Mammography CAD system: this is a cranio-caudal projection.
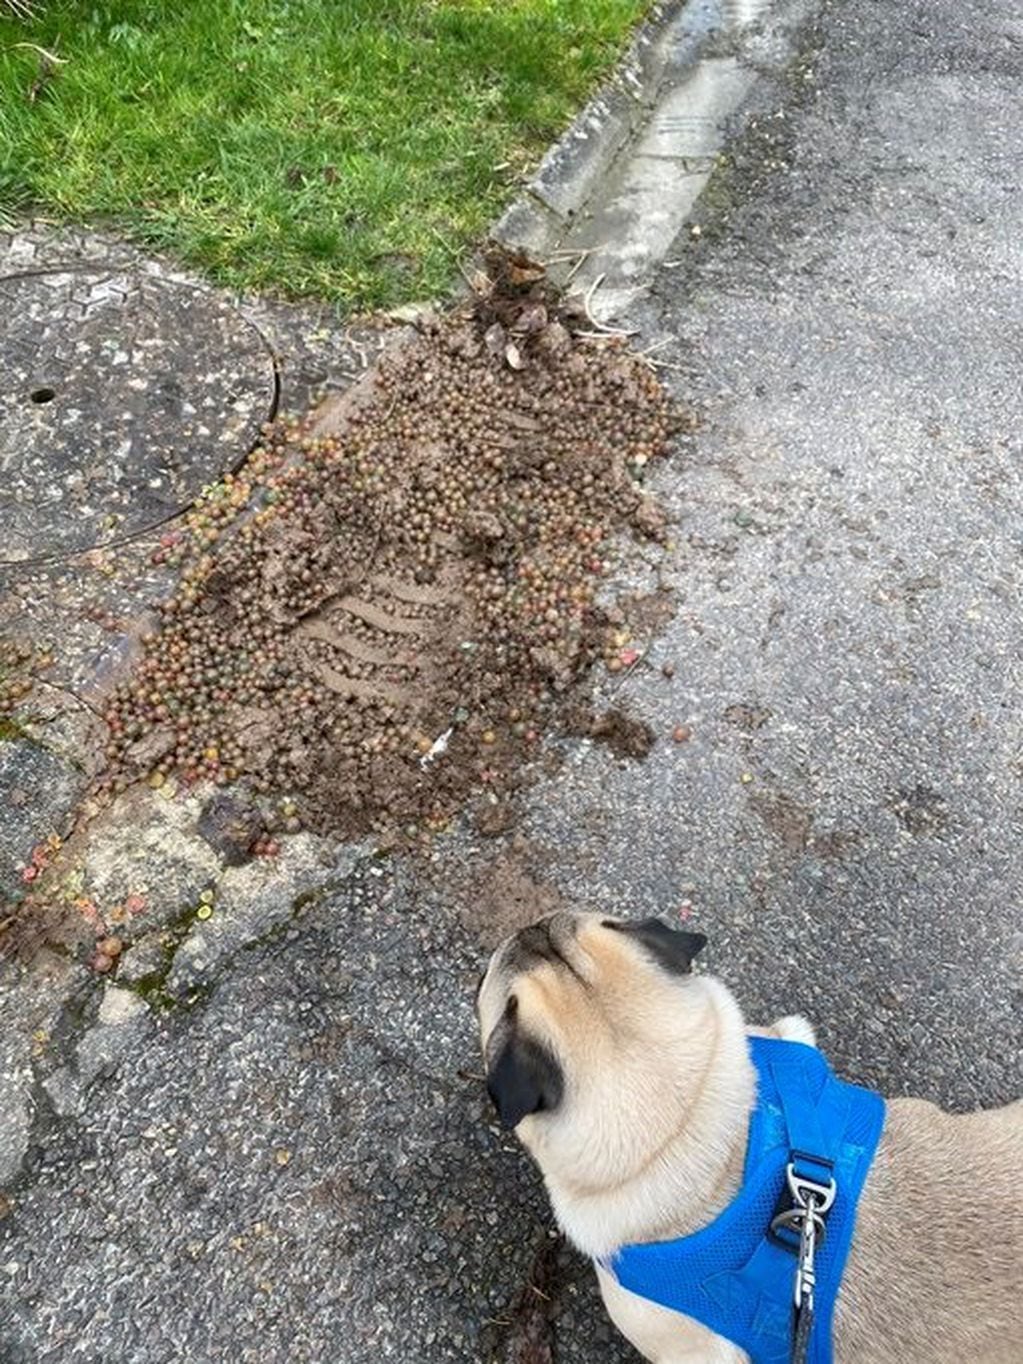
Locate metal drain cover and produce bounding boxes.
[0,266,277,564]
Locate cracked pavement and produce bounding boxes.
[2,0,1022,1359]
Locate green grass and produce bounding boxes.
[0,0,648,309]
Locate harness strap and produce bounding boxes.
[608,1038,885,1364]
[771,1057,851,1187]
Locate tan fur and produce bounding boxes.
[478,912,1023,1364]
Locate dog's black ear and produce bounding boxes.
[486,1033,564,1130]
[606,917,706,976]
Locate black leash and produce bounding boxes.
[792,1298,814,1364]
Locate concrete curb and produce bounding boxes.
[493,0,709,258]
[493,0,815,319]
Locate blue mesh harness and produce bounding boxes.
[607,1037,885,1364]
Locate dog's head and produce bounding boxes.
[477,912,710,1179]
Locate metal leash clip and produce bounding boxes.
[770,1162,837,1312]
[793,1187,822,1312]
[770,1163,837,1363]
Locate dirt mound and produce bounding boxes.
[98,252,688,839]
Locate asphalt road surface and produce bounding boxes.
[2,0,1021,1360]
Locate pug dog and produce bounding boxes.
[477,911,1023,1363]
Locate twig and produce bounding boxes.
[426,222,485,295]
[564,249,592,284]
[3,0,39,21]
[541,246,597,285]
[10,42,67,65]
[610,653,644,695]
[573,329,627,343]
[579,273,639,338]
[642,357,689,373]
[638,336,673,357]
[454,255,484,294]
[11,35,66,103]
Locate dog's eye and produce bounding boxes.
[602,919,621,930]
[505,995,518,1017]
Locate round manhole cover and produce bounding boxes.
[0,266,277,564]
